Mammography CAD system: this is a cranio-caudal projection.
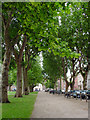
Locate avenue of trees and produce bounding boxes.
[43,2,89,91]
[1,2,89,103]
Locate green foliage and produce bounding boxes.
[43,51,63,87]
[2,2,89,92]
[28,56,43,86]
[45,79,55,89]
[8,68,17,86]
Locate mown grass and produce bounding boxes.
[8,91,38,95]
[8,91,16,95]
[2,92,38,118]
[0,103,2,120]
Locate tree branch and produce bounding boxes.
[13,48,19,63]
[2,14,6,27]
[6,11,13,29]
[19,35,27,61]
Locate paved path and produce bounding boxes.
[31,91,88,118]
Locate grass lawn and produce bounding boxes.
[8,91,38,95]
[2,92,38,119]
[0,103,2,120]
[8,91,16,95]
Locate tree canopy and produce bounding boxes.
[2,2,89,103]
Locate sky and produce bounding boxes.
[39,51,43,69]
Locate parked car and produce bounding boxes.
[12,88,16,91]
[81,90,87,99]
[56,90,62,94]
[45,88,49,92]
[65,90,75,98]
[49,89,56,94]
[62,90,65,94]
[73,90,81,98]
[65,91,71,98]
[86,90,90,100]
[70,90,75,96]
[35,89,39,91]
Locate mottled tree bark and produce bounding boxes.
[23,67,29,95]
[2,10,20,102]
[15,62,22,97]
[2,49,11,103]
[14,35,27,97]
[30,86,34,92]
[22,44,33,95]
[79,58,88,90]
[65,81,69,92]
[70,81,74,90]
[81,72,88,90]
[69,58,78,90]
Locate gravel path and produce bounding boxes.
[31,91,88,118]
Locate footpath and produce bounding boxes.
[31,91,88,118]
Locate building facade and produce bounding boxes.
[74,73,83,90]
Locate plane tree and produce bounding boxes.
[2,2,22,102]
[22,40,39,95]
[2,2,64,101]
[2,2,89,102]
[57,2,89,90]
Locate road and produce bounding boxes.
[31,91,88,118]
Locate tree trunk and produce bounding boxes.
[70,81,74,90]
[83,78,86,90]
[62,57,69,92]
[81,71,88,90]
[15,62,22,97]
[66,81,69,92]
[8,85,12,91]
[2,49,11,103]
[30,86,33,92]
[71,58,75,90]
[14,35,27,97]
[28,86,30,93]
[60,77,61,91]
[23,67,29,95]
[83,72,88,90]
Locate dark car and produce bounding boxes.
[86,90,90,100]
[81,90,87,99]
[56,90,62,94]
[73,90,81,98]
[49,89,53,94]
[45,88,49,92]
[69,90,75,96]
[65,91,70,98]
[62,90,65,94]
[49,89,56,94]
[65,90,75,98]
[35,89,39,92]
